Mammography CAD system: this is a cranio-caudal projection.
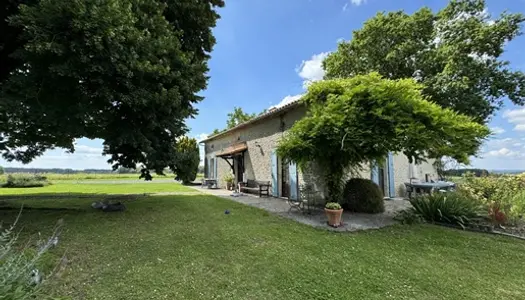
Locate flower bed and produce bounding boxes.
[396,173,525,239]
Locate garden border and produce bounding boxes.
[433,222,525,241]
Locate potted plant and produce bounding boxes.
[325,202,343,227]
[223,174,235,190]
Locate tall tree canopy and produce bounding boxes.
[210,107,262,136]
[323,0,525,123]
[0,0,224,174]
[226,107,257,129]
[277,73,490,201]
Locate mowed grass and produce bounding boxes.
[0,189,524,299]
[0,182,195,195]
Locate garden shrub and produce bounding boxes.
[459,173,525,225]
[1,217,61,299]
[508,191,525,223]
[2,174,50,188]
[342,178,384,213]
[394,209,422,225]
[409,192,483,228]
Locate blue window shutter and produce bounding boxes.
[289,162,298,200]
[271,150,278,196]
[214,157,218,179]
[371,162,379,185]
[205,158,209,178]
[388,152,395,197]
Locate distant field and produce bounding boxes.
[0,173,140,181]
[0,172,204,182]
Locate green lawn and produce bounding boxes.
[1,188,524,299]
[0,182,195,195]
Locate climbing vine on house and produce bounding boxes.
[276,73,490,202]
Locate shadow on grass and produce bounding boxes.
[0,193,147,201]
[0,193,149,217]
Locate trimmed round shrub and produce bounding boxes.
[342,178,384,213]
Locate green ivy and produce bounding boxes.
[277,73,489,202]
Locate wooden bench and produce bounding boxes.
[239,179,271,197]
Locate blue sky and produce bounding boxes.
[2,0,525,170]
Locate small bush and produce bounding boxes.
[325,202,342,210]
[409,192,483,228]
[342,178,384,213]
[223,173,234,184]
[508,191,525,223]
[2,174,50,188]
[394,209,423,225]
[1,215,62,299]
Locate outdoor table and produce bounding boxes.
[404,181,455,198]
[202,178,218,189]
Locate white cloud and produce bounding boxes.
[486,147,511,157]
[503,108,525,131]
[484,137,514,150]
[271,52,330,110]
[515,124,525,131]
[72,144,103,155]
[195,133,209,142]
[270,94,303,110]
[296,52,330,88]
[484,147,525,159]
[0,151,110,170]
[350,0,367,6]
[193,133,208,166]
[490,127,505,135]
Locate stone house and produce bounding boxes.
[200,101,437,200]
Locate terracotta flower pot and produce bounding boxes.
[325,208,343,227]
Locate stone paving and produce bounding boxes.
[189,186,411,232]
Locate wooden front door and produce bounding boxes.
[235,155,244,183]
[281,161,290,198]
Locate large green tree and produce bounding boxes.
[0,0,224,174]
[323,0,525,123]
[226,107,257,129]
[210,107,260,136]
[277,73,490,202]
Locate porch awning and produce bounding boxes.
[216,142,248,157]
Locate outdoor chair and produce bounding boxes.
[288,184,318,214]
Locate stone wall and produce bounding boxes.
[204,106,437,198]
[204,106,307,189]
[392,155,437,197]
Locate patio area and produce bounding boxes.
[190,186,411,232]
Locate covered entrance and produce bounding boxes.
[216,142,248,184]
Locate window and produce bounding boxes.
[210,158,215,178]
